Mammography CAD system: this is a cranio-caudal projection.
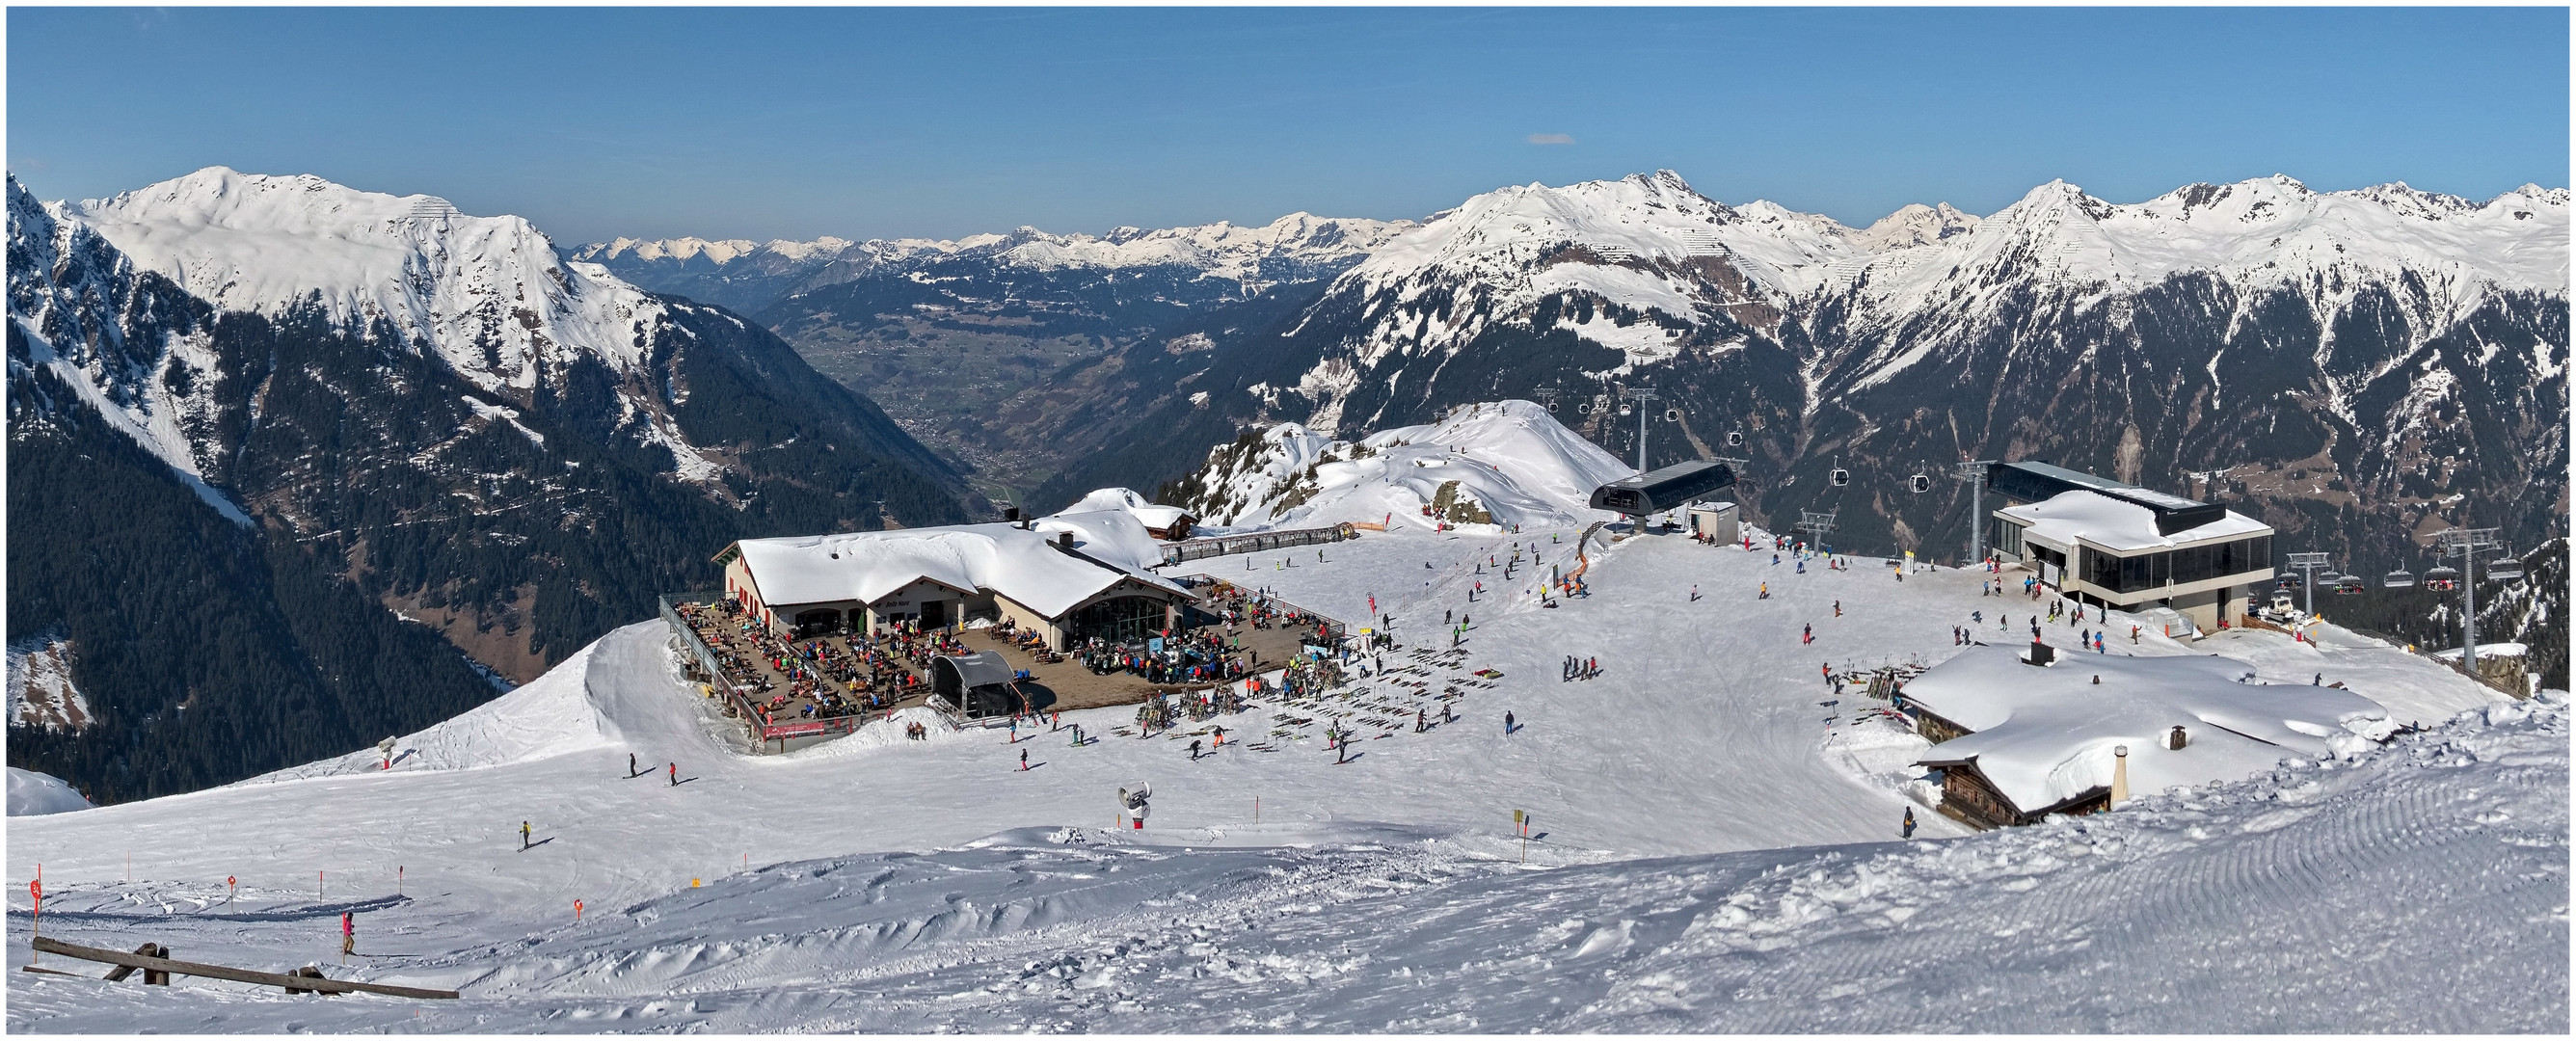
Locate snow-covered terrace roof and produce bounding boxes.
[1909,646,2388,814]
[1999,490,2270,554]
[725,509,1189,620]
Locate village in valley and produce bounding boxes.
[9,398,2555,1032]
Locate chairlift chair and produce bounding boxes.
[2333,575,2365,595]
[1910,473,1932,494]
[1830,467,1851,488]
[1664,408,1681,423]
[2487,557,2525,581]
[1726,430,1745,447]
[2424,565,2460,591]
[1619,402,1633,417]
[2382,569,2415,589]
[1577,401,1593,414]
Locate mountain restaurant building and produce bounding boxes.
[1986,462,2274,633]
[712,510,1197,649]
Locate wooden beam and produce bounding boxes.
[31,937,459,1000]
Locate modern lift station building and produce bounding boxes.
[1986,462,2274,632]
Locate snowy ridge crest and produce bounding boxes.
[1166,399,1633,531]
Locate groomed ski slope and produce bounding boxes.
[6,526,2546,1031]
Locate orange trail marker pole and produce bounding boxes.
[575,899,584,922]
[30,876,40,963]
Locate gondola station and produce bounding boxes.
[1983,462,2276,634]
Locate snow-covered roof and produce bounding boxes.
[727,509,1188,620]
[1999,490,2270,553]
[1061,488,1194,532]
[1908,646,2389,814]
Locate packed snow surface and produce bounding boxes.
[6,768,92,816]
[6,518,2538,1031]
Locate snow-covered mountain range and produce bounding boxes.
[577,212,1413,313]
[1031,172,2564,646]
[7,167,974,802]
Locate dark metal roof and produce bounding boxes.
[1989,461,2227,535]
[1589,460,1736,516]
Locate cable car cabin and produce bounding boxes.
[1726,431,1745,447]
[1830,467,1851,487]
[2488,558,2524,581]
[2425,566,2460,591]
[2383,570,2416,589]
[1589,460,1737,517]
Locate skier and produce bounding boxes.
[2313,673,2321,685]
[1072,724,1084,746]
[1902,808,1917,840]
[1834,600,1842,618]
[521,820,531,851]
[1758,582,1770,600]
[1504,710,1516,734]
[629,752,637,778]
[1416,707,1427,733]
[341,912,355,962]
[1020,748,1030,770]
[1213,726,1224,748]
[1802,623,1813,644]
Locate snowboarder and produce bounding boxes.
[521,820,531,850]
[1758,582,1770,600]
[1902,808,1917,840]
[1504,710,1516,734]
[1190,739,1202,761]
[1213,726,1225,748]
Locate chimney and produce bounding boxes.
[1058,531,1075,548]
[2110,745,2131,806]
[2168,725,2188,750]
[1004,505,1022,522]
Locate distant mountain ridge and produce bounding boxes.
[576,212,1414,314]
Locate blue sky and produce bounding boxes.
[9,7,2566,244]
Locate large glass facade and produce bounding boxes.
[1067,595,1168,643]
[2077,534,2272,595]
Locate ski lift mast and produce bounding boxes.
[1621,387,1661,472]
[2434,526,2503,674]
[2284,551,2333,618]
[1953,460,1999,565]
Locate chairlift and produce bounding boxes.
[1544,399,1559,413]
[2487,556,2525,581]
[2333,574,2365,595]
[1830,467,1851,488]
[1726,430,1745,447]
[1664,408,1682,423]
[1577,401,1593,414]
[1909,473,1932,494]
[2424,565,2460,592]
[2382,569,2415,589]
[1619,402,1633,417]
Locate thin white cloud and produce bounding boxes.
[1527,133,1575,146]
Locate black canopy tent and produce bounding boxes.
[932,651,1022,717]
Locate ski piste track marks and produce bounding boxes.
[5,524,2548,1031]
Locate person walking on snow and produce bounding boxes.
[668,762,677,787]
[1190,738,1203,761]
[342,912,355,961]
[1903,808,1917,840]
[522,820,531,850]
[629,752,637,778]
[1504,711,1516,734]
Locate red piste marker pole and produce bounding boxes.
[29,876,40,963]
[574,899,584,922]
[227,874,236,905]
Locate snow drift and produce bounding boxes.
[6,767,92,816]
